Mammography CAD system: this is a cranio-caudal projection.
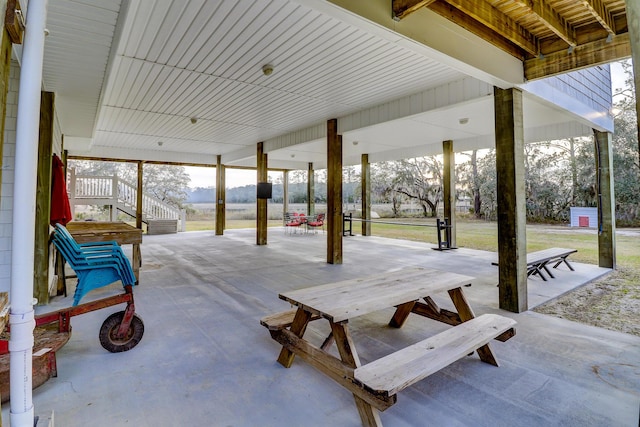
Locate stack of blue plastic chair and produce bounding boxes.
[52,224,136,306]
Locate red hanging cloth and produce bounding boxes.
[50,154,72,226]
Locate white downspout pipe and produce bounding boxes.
[10,1,48,426]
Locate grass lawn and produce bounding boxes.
[186,217,638,269]
[367,218,639,269]
[186,220,283,231]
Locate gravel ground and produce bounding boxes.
[534,267,640,337]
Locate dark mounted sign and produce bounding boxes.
[257,182,272,199]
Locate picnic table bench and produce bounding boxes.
[261,267,516,427]
[492,247,577,281]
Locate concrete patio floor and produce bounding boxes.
[3,228,639,426]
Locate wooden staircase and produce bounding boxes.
[68,170,186,231]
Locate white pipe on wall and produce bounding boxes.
[10,1,49,426]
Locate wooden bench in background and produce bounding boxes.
[492,247,577,281]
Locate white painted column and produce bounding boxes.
[10,1,48,426]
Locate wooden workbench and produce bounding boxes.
[64,221,142,284]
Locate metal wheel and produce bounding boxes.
[99,311,144,353]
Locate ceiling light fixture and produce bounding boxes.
[190,117,198,124]
[458,118,469,125]
[157,141,164,146]
[262,64,274,76]
[352,141,359,146]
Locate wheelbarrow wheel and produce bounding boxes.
[99,311,144,353]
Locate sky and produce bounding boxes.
[187,60,633,189]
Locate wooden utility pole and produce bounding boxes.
[594,130,616,269]
[34,91,54,304]
[307,162,314,216]
[136,161,143,229]
[326,119,342,264]
[216,155,226,235]
[257,142,268,245]
[361,154,371,236]
[442,140,456,248]
[494,87,527,313]
[626,0,640,164]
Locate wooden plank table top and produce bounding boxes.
[63,221,142,284]
[280,267,474,323]
[525,247,577,264]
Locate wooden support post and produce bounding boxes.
[277,308,311,368]
[34,91,54,305]
[594,130,616,269]
[62,149,68,178]
[110,175,117,221]
[494,87,527,313]
[448,287,498,366]
[216,155,226,235]
[331,322,382,427]
[0,23,11,201]
[307,162,314,216]
[627,0,640,164]
[282,170,289,219]
[136,161,143,229]
[326,119,342,264]
[69,167,76,218]
[361,154,371,236]
[257,142,268,245]
[442,140,456,247]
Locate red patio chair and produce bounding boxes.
[284,212,302,234]
[306,213,325,234]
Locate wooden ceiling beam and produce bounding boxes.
[516,0,577,47]
[524,32,630,80]
[392,0,438,21]
[442,0,539,56]
[579,0,616,35]
[428,1,525,59]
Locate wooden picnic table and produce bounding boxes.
[261,267,516,427]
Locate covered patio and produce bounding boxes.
[6,228,637,426]
[1,0,640,425]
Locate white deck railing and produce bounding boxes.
[68,169,186,230]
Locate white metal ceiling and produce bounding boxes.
[38,0,599,168]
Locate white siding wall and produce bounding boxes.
[522,64,614,132]
[0,60,20,293]
[546,65,612,116]
[570,207,598,228]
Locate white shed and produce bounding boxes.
[570,207,598,228]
